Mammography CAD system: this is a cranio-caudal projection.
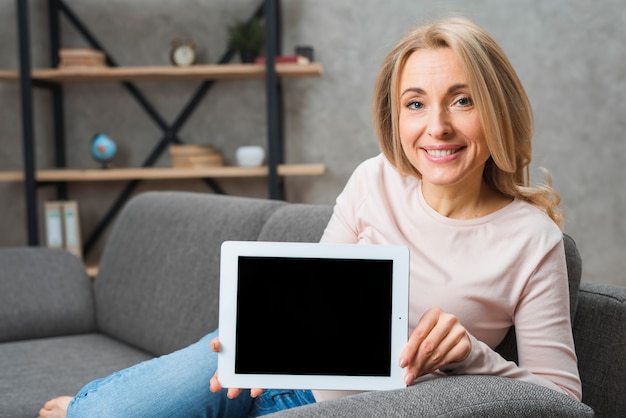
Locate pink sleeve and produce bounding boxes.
[320,170,363,244]
[446,240,582,400]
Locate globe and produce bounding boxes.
[90,133,117,168]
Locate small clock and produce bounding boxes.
[170,38,197,67]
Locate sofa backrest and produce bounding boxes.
[94,192,285,355]
[258,203,333,243]
[93,192,333,356]
[0,247,96,342]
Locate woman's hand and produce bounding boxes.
[399,307,471,385]
[208,337,264,398]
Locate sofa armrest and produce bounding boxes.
[0,247,96,342]
[573,281,626,417]
[269,375,593,417]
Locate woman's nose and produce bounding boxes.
[427,108,452,139]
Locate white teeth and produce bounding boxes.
[426,149,458,157]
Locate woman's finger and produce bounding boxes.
[210,337,221,352]
[399,307,440,368]
[412,311,458,370]
[250,388,264,398]
[209,371,222,393]
[417,321,470,375]
[227,388,243,399]
[402,309,471,384]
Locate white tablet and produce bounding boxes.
[218,240,409,391]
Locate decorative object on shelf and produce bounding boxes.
[254,55,310,65]
[235,145,265,167]
[228,17,264,63]
[43,199,84,263]
[44,200,83,259]
[61,200,82,260]
[169,144,224,168]
[295,46,314,62]
[44,201,64,249]
[170,38,198,67]
[90,133,117,169]
[58,48,106,68]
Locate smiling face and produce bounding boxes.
[398,48,491,192]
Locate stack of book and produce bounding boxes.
[169,144,224,168]
[58,48,106,68]
[254,55,310,65]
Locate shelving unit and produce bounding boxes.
[4,0,324,256]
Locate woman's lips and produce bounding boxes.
[422,146,465,161]
[424,148,460,157]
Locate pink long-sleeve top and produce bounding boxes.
[312,154,581,402]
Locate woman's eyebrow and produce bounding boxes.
[447,83,469,93]
[400,87,425,97]
[400,83,469,97]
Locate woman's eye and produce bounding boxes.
[407,100,424,110]
[456,96,473,107]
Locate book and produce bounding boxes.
[44,201,64,249]
[62,201,82,259]
[43,200,83,259]
[254,55,310,65]
[58,48,106,68]
[169,144,224,168]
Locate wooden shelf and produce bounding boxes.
[0,164,325,182]
[0,63,323,83]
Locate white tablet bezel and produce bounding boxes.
[218,240,409,391]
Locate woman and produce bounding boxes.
[40,16,581,418]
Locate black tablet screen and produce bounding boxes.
[235,256,394,376]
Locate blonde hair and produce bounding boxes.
[373,17,564,228]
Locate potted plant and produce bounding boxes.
[228,17,265,63]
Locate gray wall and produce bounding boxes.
[0,0,624,287]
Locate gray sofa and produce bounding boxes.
[0,191,623,417]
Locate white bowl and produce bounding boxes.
[235,146,265,167]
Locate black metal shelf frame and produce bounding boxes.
[15,0,285,256]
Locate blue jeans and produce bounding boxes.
[67,330,315,417]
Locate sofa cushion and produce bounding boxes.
[0,333,152,418]
[94,192,286,356]
[257,203,333,243]
[0,247,96,343]
[270,375,593,417]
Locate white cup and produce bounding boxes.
[235,146,265,167]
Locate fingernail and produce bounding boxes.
[405,371,416,385]
[399,357,408,368]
